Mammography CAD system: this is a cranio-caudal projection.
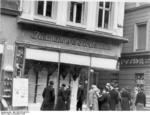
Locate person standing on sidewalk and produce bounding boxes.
[55,84,66,111]
[65,85,71,110]
[135,88,146,111]
[88,85,100,111]
[108,83,119,110]
[41,81,55,111]
[76,83,84,111]
[120,88,131,111]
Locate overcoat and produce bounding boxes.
[41,86,55,110]
[135,92,146,110]
[109,89,119,110]
[121,90,131,110]
[88,88,99,111]
[65,88,71,110]
[77,86,84,110]
[55,87,66,110]
[98,93,110,110]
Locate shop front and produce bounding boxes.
[13,45,119,111]
[10,24,123,111]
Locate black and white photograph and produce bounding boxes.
[0,0,150,114]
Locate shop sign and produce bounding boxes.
[119,55,150,65]
[12,78,28,107]
[120,58,144,65]
[31,31,111,50]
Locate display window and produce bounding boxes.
[24,60,59,110]
[89,68,119,90]
[59,63,89,110]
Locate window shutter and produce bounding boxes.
[67,2,71,22]
[52,2,58,20]
[82,2,88,25]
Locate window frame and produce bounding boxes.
[134,21,149,52]
[67,1,87,27]
[34,0,57,22]
[96,2,112,29]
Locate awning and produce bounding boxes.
[25,48,118,70]
[25,48,59,62]
[60,53,90,66]
[91,57,117,70]
[0,44,4,53]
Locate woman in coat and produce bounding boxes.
[135,88,146,111]
[55,84,66,110]
[120,88,131,111]
[41,81,55,111]
[88,85,99,111]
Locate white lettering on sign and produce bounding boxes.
[120,58,145,65]
[30,31,111,50]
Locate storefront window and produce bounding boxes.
[89,69,119,90]
[24,60,59,110]
[58,63,89,110]
[15,46,25,78]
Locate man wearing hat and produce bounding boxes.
[135,88,146,111]
[55,84,66,110]
[76,82,84,111]
[41,81,55,111]
[106,82,119,110]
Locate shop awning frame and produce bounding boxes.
[25,48,118,70]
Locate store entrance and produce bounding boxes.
[58,63,88,111]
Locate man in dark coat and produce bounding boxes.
[135,88,146,111]
[76,83,84,111]
[65,85,71,110]
[98,88,110,111]
[41,81,55,111]
[55,84,66,111]
[107,84,119,110]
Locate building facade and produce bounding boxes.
[0,0,127,111]
[119,3,150,110]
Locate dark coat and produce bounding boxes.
[109,89,119,110]
[98,93,110,110]
[121,90,131,110]
[77,86,84,102]
[55,87,66,110]
[77,86,84,110]
[41,86,55,111]
[135,92,146,107]
[65,88,71,110]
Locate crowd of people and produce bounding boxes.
[40,80,146,111]
[87,83,146,111]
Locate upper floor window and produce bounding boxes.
[68,2,86,24]
[36,0,57,19]
[97,2,111,29]
[135,23,147,51]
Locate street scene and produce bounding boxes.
[0,0,150,112]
